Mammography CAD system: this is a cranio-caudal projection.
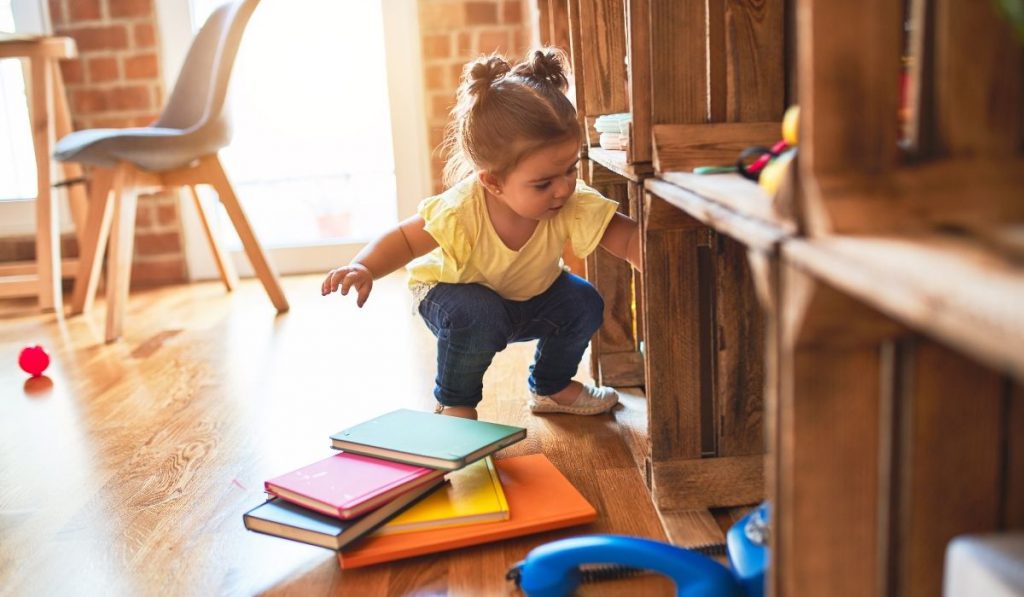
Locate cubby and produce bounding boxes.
[544,0,1023,593]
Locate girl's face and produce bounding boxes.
[482,135,581,221]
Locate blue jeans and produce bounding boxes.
[417,272,605,408]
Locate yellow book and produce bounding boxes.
[372,456,509,536]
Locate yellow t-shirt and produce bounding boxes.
[406,177,619,301]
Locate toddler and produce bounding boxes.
[322,48,641,420]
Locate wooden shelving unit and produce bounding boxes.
[546,0,1022,593]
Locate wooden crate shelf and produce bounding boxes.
[586,147,652,182]
[784,235,1024,383]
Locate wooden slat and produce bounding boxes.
[797,0,903,233]
[597,351,644,388]
[652,122,781,174]
[645,178,789,253]
[625,0,651,163]
[566,0,588,140]
[805,158,1024,236]
[784,236,1024,384]
[797,0,902,177]
[642,192,705,461]
[0,258,78,278]
[893,340,1005,597]
[708,0,785,122]
[649,0,707,124]
[933,0,1023,157]
[548,0,571,52]
[776,265,898,597]
[587,182,637,386]
[658,509,727,549]
[0,276,40,298]
[714,235,765,457]
[576,0,629,116]
[652,455,764,510]
[587,148,653,182]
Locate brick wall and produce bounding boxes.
[419,0,533,194]
[49,0,186,286]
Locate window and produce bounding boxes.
[164,0,430,276]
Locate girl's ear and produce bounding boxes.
[478,170,503,196]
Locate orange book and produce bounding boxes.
[337,453,597,569]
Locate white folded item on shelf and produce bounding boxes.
[944,533,1024,597]
[598,132,628,151]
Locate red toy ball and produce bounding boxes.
[18,345,50,377]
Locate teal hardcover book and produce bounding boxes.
[329,409,527,471]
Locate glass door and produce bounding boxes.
[164,0,429,277]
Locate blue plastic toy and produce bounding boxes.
[509,502,770,597]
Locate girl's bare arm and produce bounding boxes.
[598,212,642,272]
[321,215,439,307]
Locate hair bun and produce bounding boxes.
[514,48,570,92]
[464,55,511,97]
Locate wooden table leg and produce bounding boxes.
[30,57,62,314]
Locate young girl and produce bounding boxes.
[321,48,641,420]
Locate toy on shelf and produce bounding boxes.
[692,105,800,198]
[18,345,50,377]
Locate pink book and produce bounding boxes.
[265,452,446,520]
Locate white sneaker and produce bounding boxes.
[528,384,619,415]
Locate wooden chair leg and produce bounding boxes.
[70,167,116,315]
[187,184,238,291]
[203,155,289,313]
[104,166,138,343]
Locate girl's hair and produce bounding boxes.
[442,47,579,187]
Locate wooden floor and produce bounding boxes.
[0,274,729,595]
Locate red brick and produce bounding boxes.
[465,1,499,25]
[90,115,135,128]
[135,231,180,255]
[419,2,465,30]
[431,93,453,120]
[131,257,187,286]
[68,25,128,52]
[156,203,179,226]
[87,56,119,82]
[502,0,523,24]
[456,31,473,54]
[109,86,151,110]
[60,59,84,85]
[124,53,159,79]
[478,29,510,54]
[451,63,465,85]
[422,34,450,59]
[109,0,152,18]
[133,23,156,48]
[425,64,446,91]
[132,114,159,126]
[69,0,101,21]
[72,88,107,114]
[134,203,154,227]
[49,0,65,27]
[429,125,446,153]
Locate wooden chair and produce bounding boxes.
[53,0,288,342]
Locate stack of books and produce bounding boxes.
[243,409,598,569]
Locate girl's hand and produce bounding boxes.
[321,263,374,307]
